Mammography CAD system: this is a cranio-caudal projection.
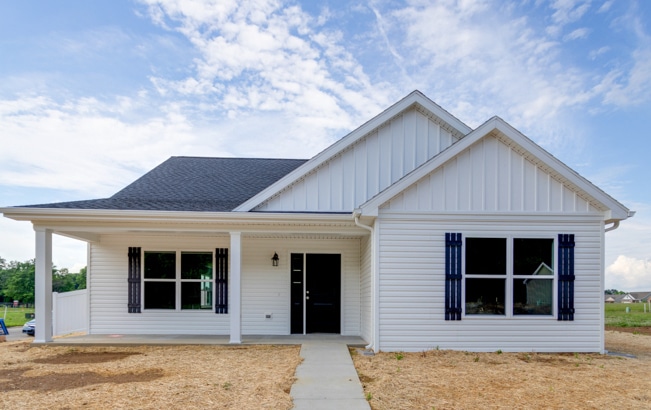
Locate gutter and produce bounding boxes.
[0,207,356,224]
[605,210,636,233]
[353,209,377,352]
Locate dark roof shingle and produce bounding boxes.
[23,157,307,212]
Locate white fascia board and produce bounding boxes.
[233,90,472,212]
[1,207,354,225]
[359,117,632,221]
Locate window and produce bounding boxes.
[143,251,214,310]
[464,237,554,316]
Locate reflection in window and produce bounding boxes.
[513,238,553,315]
[143,251,214,311]
[464,237,554,317]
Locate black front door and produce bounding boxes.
[290,253,341,334]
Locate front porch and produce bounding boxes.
[17,210,374,346]
[33,333,368,347]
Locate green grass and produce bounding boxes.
[1,307,35,327]
[605,303,651,327]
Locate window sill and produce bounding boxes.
[462,315,555,320]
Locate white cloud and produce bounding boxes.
[0,95,206,197]
[597,0,613,14]
[0,218,87,271]
[606,255,651,292]
[138,0,393,134]
[383,1,598,154]
[546,0,591,37]
[564,27,590,41]
[600,43,651,106]
[589,46,610,60]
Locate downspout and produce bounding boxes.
[353,209,376,351]
[601,211,634,353]
[604,221,619,233]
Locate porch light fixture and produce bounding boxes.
[271,252,279,267]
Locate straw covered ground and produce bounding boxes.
[0,342,301,409]
[352,330,651,409]
[1,331,649,409]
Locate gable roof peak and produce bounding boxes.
[234,91,473,212]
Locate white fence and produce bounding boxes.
[53,289,88,336]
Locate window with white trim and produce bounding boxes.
[464,237,554,316]
[143,251,214,310]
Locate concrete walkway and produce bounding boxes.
[291,339,371,410]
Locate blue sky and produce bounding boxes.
[1,0,650,291]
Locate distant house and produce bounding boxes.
[1,91,634,353]
[523,263,554,313]
[605,292,651,303]
[604,294,618,303]
[629,292,651,303]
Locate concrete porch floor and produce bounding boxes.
[34,333,368,347]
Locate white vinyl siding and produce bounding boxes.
[89,235,230,335]
[383,135,602,214]
[377,213,604,352]
[88,235,362,336]
[255,107,459,212]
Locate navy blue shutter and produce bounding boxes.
[215,248,228,314]
[128,247,141,313]
[445,233,463,320]
[558,234,575,321]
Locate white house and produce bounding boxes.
[1,91,634,353]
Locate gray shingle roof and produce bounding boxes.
[22,157,307,212]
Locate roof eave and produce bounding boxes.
[1,207,356,224]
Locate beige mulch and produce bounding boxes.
[352,331,651,410]
[0,342,302,410]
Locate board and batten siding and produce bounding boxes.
[255,107,459,212]
[383,135,602,214]
[377,213,605,352]
[89,234,362,336]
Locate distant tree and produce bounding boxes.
[76,267,87,290]
[605,289,626,295]
[3,259,36,303]
[0,258,8,303]
[52,267,87,293]
[0,257,86,302]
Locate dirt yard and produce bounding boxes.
[1,332,649,409]
[352,331,651,409]
[0,342,301,409]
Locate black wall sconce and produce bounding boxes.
[271,252,279,267]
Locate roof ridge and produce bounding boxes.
[169,156,308,161]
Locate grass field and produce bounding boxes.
[1,307,35,327]
[605,302,651,327]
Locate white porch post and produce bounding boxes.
[229,232,242,344]
[34,227,53,343]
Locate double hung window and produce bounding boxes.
[143,251,214,310]
[464,237,554,316]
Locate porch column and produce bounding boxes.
[229,232,242,344]
[34,227,53,343]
